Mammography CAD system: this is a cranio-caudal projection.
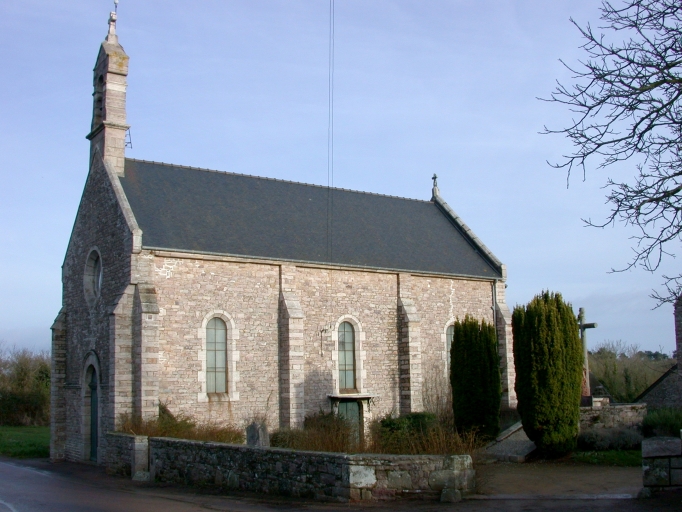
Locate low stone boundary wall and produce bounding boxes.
[105,433,474,501]
[580,403,646,431]
[106,433,135,476]
[105,433,150,480]
[642,435,682,489]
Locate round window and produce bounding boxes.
[84,250,103,305]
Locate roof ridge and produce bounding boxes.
[125,158,432,204]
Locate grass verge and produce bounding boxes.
[0,426,50,458]
[572,450,641,467]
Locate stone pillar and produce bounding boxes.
[495,269,517,410]
[134,284,160,420]
[279,266,305,429]
[108,285,135,430]
[50,310,67,462]
[398,274,423,415]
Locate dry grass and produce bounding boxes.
[367,415,481,456]
[421,368,453,424]
[271,411,359,453]
[271,410,481,456]
[118,404,244,444]
[270,368,482,457]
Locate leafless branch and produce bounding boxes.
[543,0,682,305]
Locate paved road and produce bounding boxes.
[0,457,680,511]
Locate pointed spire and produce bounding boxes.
[106,4,118,44]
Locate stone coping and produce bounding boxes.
[145,435,471,464]
[110,431,473,463]
[642,436,682,458]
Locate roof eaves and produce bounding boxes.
[143,245,502,282]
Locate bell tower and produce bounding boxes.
[86,9,129,176]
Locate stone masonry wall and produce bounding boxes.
[296,267,400,420]
[106,432,135,477]
[642,435,682,489]
[59,156,135,463]
[406,275,494,408]
[579,403,647,431]
[145,436,474,501]
[152,256,281,426]
[150,252,504,429]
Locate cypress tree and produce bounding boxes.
[512,291,583,456]
[450,315,501,438]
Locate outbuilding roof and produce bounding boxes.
[119,159,503,279]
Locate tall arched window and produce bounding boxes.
[206,318,227,393]
[338,321,356,392]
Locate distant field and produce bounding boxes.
[0,426,50,458]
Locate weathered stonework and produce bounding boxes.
[579,403,647,431]
[105,432,135,477]
[104,433,475,501]
[642,435,682,489]
[53,15,517,467]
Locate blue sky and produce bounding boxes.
[0,0,677,353]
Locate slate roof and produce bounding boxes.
[119,159,503,279]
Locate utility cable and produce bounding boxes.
[326,0,335,264]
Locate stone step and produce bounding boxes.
[483,421,536,463]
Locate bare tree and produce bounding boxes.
[544,0,682,304]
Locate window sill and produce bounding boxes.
[206,393,239,402]
[327,392,376,400]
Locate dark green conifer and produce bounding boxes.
[450,316,500,438]
[512,291,583,456]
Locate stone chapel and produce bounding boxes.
[50,12,517,464]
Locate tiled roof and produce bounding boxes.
[119,159,502,279]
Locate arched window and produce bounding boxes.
[84,250,103,306]
[338,321,356,392]
[206,318,227,393]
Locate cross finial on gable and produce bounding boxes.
[431,174,440,200]
[107,5,118,44]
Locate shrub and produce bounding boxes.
[642,408,682,438]
[588,340,675,403]
[271,410,356,453]
[450,316,501,438]
[368,412,481,456]
[374,412,437,452]
[0,346,50,426]
[577,428,642,451]
[118,404,244,444]
[270,410,483,456]
[512,291,583,457]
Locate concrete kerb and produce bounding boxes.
[466,493,636,500]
